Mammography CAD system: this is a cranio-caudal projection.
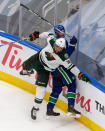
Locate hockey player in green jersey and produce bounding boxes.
[20,34,90,120]
[28,25,84,118]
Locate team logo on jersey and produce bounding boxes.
[45,52,55,61]
[64,53,69,59]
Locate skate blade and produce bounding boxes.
[66,112,81,118]
[46,115,50,120]
[46,115,61,120]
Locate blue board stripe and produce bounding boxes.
[0,32,42,51]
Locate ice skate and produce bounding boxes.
[46,108,60,119]
[66,105,81,118]
[20,69,34,75]
[31,106,39,120]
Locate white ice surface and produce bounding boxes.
[0,80,91,131]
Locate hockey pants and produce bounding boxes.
[47,66,77,109]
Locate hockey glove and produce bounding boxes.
[70,36,77,46]
[29,31,40,41]
[78,72,90,83]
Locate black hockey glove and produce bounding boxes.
[70,36,77,46]
[78,72,90,83]
[29,31,40,41]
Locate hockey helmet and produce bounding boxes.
[54,25,65,33]
[55,38,66,48]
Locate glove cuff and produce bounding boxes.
[78,72,83,79]
[70,36,77,45]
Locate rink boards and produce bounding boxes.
[0,31,105,131]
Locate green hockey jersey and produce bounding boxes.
[39,34,75,72]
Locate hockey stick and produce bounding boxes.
[20,3,72,38]
[20,3,53,27]
[0,38,28,47]
[8,2,72,38]
[8,1,53,26]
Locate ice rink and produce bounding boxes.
[0,80,91,131]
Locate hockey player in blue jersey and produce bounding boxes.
[27,25,90,119]
[47,25,81,118]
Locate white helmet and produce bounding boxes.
[55,38,66,48]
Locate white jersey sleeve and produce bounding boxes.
[70,66,80,77]
[61,58,80,77]
[39,32,55,45]
[39,32,49,39]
